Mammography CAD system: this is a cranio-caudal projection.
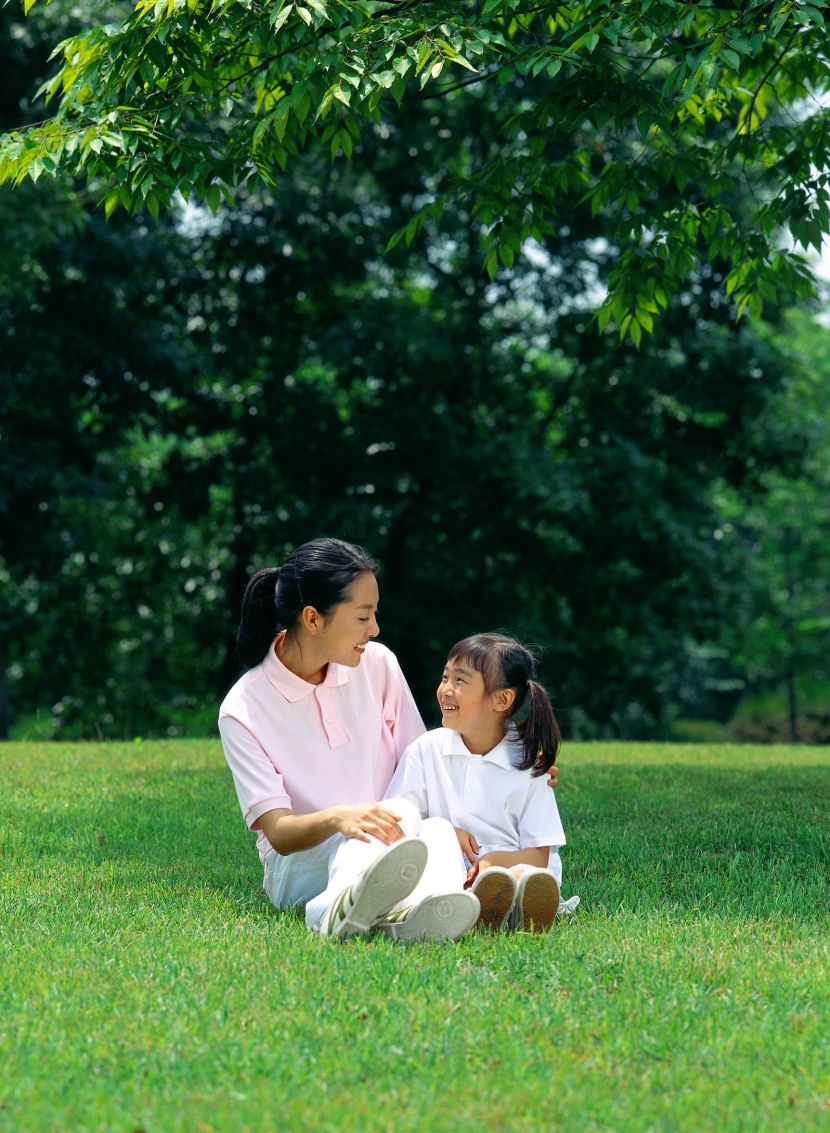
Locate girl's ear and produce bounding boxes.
[491,687,517,715]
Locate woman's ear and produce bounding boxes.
[492,687,516,715]
[300,605,322,635]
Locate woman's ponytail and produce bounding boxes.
[518,679,561,777]
[237,567,281,669]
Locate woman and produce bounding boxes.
[218,537,481,941]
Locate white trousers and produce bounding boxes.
[262,798,467,930]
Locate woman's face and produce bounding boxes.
[316,571,380,666]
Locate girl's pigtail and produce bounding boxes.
[518,679,561,777]
[237,566,281,668]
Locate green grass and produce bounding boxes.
[1,741,829,1133]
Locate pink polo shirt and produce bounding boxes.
[218,639,426,862]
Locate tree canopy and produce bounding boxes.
[2,1,830,338]
[2,0,829,742]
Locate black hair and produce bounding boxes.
[446,632,561,776]
[237,537,378,668]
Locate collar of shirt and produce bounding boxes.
[261,637,351,703]
[442,725,520,769]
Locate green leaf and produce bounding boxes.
[271,4,294,30]
[416,42,433,74]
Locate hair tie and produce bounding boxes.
[293,558,305,608]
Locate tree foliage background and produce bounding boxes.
[1,0,829,742]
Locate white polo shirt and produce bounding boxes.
[386,725,566,858]
[219,638,425,863]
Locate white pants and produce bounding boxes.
[262,798,467,930]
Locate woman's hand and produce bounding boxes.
[547,763,559,790]
[330,803,405,845]
[455,827,480,861]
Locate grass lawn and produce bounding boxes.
[1,740,829,1133]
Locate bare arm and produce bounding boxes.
[258,802,406,856]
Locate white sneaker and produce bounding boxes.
[375,891,480,942]
[514,868,560,932]
[471,867,518,932]
[316,839,428,939]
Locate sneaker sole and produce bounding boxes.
[376,892,480,943]
[518,873,560,932]
[473,870,516,932]
[332,839,428,938]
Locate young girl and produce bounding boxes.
[385,632,578,932]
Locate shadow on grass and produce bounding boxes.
[6,760,830,921]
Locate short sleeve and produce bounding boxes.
[516,774,566,851]
[384,743,429,817]
[380,653,426,761]
[218,715,292,829]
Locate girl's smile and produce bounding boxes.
[437,663,488,728]
[437,658,517,756]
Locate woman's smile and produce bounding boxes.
[313,571,380,668]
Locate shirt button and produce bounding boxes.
[327,716,334,723]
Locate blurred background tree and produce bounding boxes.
[1,0,828,741]
[713,311,830,743]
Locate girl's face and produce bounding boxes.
[436,659,492,732]
[316,571,380,667]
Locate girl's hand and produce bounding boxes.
[455,827,480,861]
[330,803,404,845]
[465,856,495,888]
[547,764,559,790]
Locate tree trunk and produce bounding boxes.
[0,640,9,740]
[785,667,800,744]
[782,529,800,744]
